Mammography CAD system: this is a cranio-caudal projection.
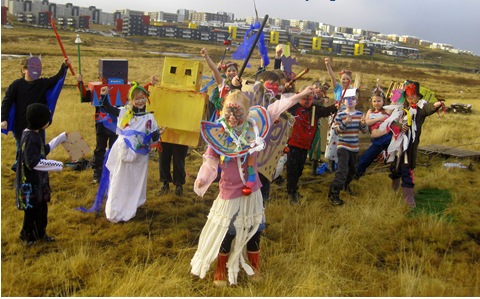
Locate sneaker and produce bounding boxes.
[25,240,37,247]
[43,234,55,242]
[93,172,101,184]
[330,197,345,206]
[158,183,170,195]
[288,193,299,205]
[175,185,183,197]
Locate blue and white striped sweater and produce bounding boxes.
[334,110,368,152]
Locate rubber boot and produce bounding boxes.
[392,178,401,192]
[311,160,319,176]
[213,252,230,287]
[327,185,344,206]
[247,250,261,280]
[402,187,416,208]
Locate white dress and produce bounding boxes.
[105,107,158,223]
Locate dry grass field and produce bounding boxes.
[2,25,480,296]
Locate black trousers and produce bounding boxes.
[259,173,270,202]
[331,148,358,189]
[92,132,117,172]
[20,201,48,242]
[286,145,309,194]
[159,142,188,186]
[220,231,261,254]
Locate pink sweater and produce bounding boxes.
[197,94,300,199]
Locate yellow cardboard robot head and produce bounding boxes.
[161,57,203,92]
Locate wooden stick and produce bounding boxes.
[51,19,75,76]
[311,106,316,127]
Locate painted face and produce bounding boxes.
[27,57,42,80]
[300,95,314,109]
[224,102,246,128]
[314,86,326,99]
[371,96,384,111]
[133,92,147,109]
[405,85,418,105]
[344,96,357,108]
[226,66,238,79]
[264,80,280,97]
[341,74,352,89]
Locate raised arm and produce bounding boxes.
[325,58,337,90]
[267,86,313,121]
[201,48,224,87]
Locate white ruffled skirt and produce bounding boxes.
[190,189,265,285]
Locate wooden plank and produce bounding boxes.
[419,144,480,160]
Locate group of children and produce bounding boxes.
[1,49,441,286]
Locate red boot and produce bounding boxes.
[213,252,229,287]
[247,250,261,280]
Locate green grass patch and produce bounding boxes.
[411,189,452,220]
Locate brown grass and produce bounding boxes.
[2,26,480,296]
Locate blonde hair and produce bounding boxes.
[127,86,147,105]
[222,90,250,115]
[20,58,28,78]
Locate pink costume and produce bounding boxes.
[190,93,301,285]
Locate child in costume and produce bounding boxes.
[355,87,392,179]
[327,89,368,206]
[308,80,331,175]
[201,47,239,120]
[371,81,442,208]
[324,57,353,171]
[1,56,70,171]
[76,74,118,183]
[100,83,165,223]
[16,103,67,246]
[191,84,314,287]
[286,85,338,203]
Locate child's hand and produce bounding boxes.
[334,102,341,110]
[158,127,167,135]
[63,57,71,66]
[195,179,204,189]
[76,74,83,82]
[150,75,159,86]
[325,57,331,66]
[100,86,108,95]
[232,76,242,87]
[360,115,366,126]
[276,46,283,59]
[200,48,209,59]
[344,115,352,125]
[299,86,313,97]
[1,121,7,130]
[401,124,409,133]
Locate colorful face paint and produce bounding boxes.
[27,57,42,80]
[224,102,245,128]
[133,93,147,109]
[264,81,280,97]
[300,95,314,108]
[344,96,357,107]
[226,66,238,79]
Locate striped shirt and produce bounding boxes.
[334,110,368,152]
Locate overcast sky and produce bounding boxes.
[54,0,480,55]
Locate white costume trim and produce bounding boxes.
[190,189,265,285]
